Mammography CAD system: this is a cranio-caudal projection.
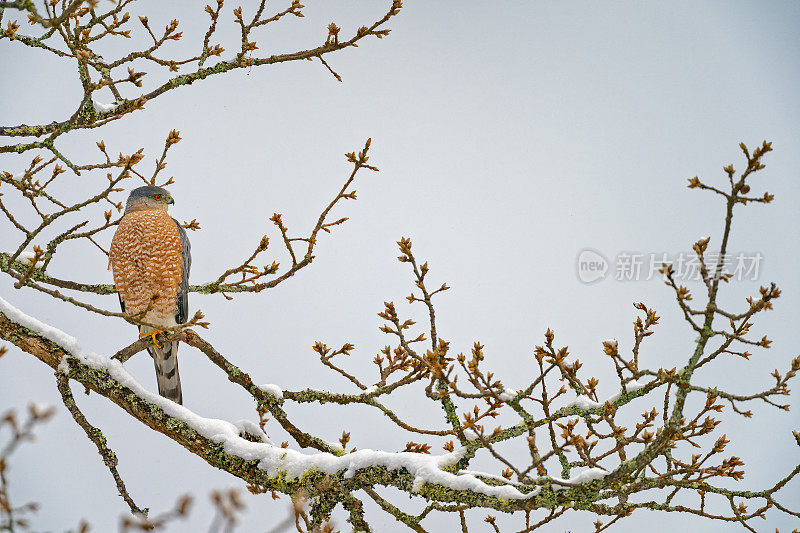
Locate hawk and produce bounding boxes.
[109,186,191,404]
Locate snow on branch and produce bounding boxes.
[0,295,544,506]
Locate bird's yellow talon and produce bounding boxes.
[140,329,165,348]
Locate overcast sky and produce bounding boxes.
[1,1,799,531]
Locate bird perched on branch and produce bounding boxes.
[109,186,191,404]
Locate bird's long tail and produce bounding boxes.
[141,326,183,404]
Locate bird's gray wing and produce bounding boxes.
[173,218,191,324]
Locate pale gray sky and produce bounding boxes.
[1,1,799,531]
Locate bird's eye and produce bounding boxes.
[154,194,162,200]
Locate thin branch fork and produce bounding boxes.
[55,371,146,516]
[0,1,403,144]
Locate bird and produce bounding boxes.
[108,185,191,404]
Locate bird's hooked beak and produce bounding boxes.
[168,196,175,205]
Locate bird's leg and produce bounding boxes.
[140,329,165,348]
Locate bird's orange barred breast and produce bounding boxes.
[109,209,183,320]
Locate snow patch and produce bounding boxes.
[551,467,608,490]
[499,388,518,402]
[623,378,648,394]
[566,378,651,411]
[0,295,82,355]
[606,378,650,404]
[458,469,529,488]
[234,420,272,445]
[258,383,283,400]
[15,251,45,269]
[603,338,618,349]
[92,97,119,114]
[328,441,344,454]
[566,395,602,410]
[463,428,479,441]
[447,469,540,499]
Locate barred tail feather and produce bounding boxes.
[141,326,183,404]
[154,340,182,404]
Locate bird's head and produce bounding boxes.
[125,186,175,213]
